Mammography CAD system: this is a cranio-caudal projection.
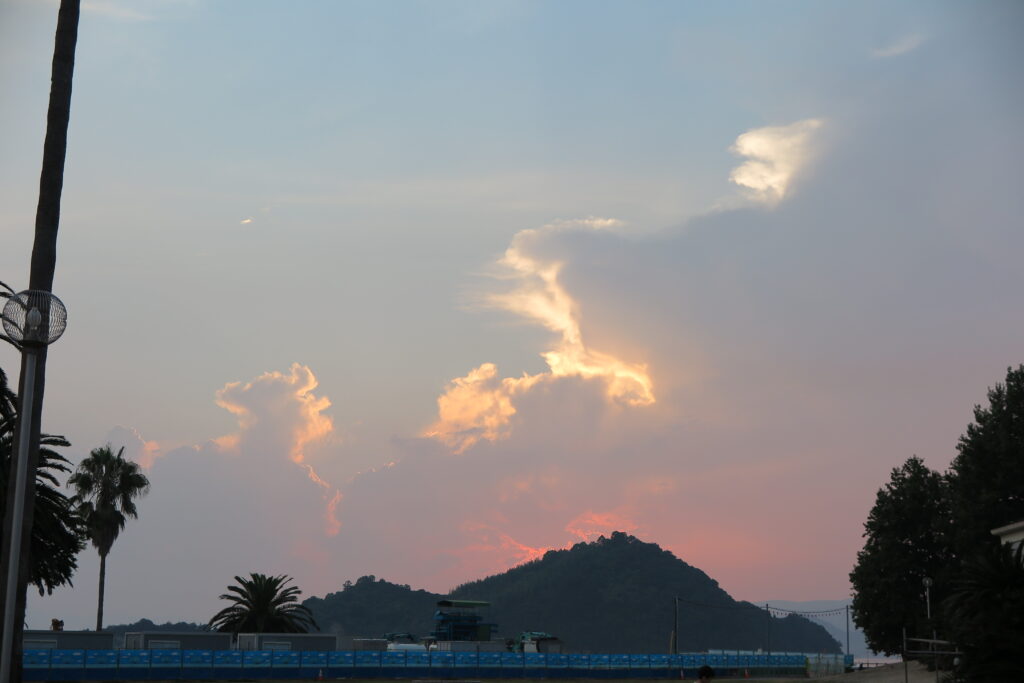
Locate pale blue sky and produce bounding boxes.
[1,0,1022,629]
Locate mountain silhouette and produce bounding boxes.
[305,532,840,654]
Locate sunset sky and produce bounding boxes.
[2,0,1022,630]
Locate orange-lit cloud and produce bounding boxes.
[213,363,343,535]
[425,219,655,452]
[565,510,640,542]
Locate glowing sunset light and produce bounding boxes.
[426,219,655,452]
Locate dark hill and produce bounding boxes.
[305,532,840,654]
[304,575,442,638]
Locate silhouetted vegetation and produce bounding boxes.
[210,573,318,634]
[850,364,1024,677]
[0,366,84,595]
[305,533,839,653]
[69,444,151,631]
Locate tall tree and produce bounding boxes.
[209,573,318,634]
[0,1,82,680]
[849,456,951,655]
[944,541,1024,682]
[0,367,84,594]
[68,445,150,631]
[946,365,1024,559]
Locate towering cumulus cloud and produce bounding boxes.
[425,218,655,453]
[214,363,343,535]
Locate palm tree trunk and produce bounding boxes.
[0,2,81,681]
[96,551,106,631]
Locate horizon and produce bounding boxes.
[2,0,1022,631]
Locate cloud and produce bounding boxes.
[424,218,655,452]
[103,425,163,468]
[215,363,341,533]
[729,119,823,203]
[871,34,925,58]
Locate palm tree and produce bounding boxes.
[209,573,319,634]
[0,367,84,595]
[68,445,150,631]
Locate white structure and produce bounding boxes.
[991,520,1024,551]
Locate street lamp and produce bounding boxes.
[922,576,932,621]
[0,289,67,683]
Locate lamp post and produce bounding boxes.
[0,290,68,683]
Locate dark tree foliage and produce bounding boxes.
[944,542,1024,682]
[0,366,84,595]
[946,365,1024,560]
[849,457,950,655]
[210,573,318,634]
[306,533,839,654]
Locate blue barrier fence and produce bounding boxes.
[22,649,849,680]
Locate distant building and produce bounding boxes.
[991,519,1024,551]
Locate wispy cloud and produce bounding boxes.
[729,119,823,204]
[871,33,925,58]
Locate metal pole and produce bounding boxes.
[846,605,850,658]
[765,603,771,656]
[903,627,908,683]
[673,597,678,655]
[0,351,37,683]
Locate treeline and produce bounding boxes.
[850,365,1024,681]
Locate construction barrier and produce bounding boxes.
[22,649,850,680]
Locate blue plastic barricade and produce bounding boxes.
[22,650,50,669]
[610,654,631,669]
[327,650,354,677]
[590,654,611,669]
[630,654,651,669]
[151,649,183,679]
[244,650,273,669]
[547,653,568,668]
[214,650,243,667]
[329,651,354,667]
[502,652,525,668]
[430,651,454,669]
[479,652,503,668]
[272,651,300,667]
[454,652,478,668]
[355,651,381,668]
[406,651,430,668]
[183,650,213,667]
[569,654,590,669]
[381,651,406,667]
[151,649,182,666]
[381,650,406,677]
[524,652,545,667]
[85,650,118,668]
[120,649,151,668]
[301,651,327,669]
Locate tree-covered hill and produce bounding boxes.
[304,532,840,654]
[303,576,442,639]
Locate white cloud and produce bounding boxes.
[729,119,823,203]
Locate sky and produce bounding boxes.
[1,0,1022,630]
